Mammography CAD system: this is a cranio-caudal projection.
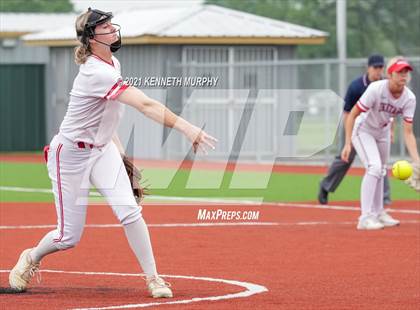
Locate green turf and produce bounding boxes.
[0,162,51,188]
[1,161,418,203]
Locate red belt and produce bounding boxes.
[43,145,50,163]
[77,141,94,149]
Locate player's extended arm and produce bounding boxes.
[390,118,395,143]
[403,121,420,191]
[403,121,420,163]
[341,105,362,162]
[117,86,217,153]
[342,111,349,127]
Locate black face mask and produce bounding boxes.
[91,23,122,53]
[110,30,121,53]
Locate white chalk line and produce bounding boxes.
[1,186,419,214]
[0,269,267,309]
[0,220,419,230]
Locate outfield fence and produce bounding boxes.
[162,56,420,164]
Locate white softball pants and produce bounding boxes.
[352,124,390,220]
[46,134,142,250]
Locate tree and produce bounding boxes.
[0,0,73,12]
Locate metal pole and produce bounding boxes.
[337,0,347,97]
[336,0,347,148]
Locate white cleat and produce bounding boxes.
[357,217,385,230]
[378,212,400,227]
[146,276,173,298]
[9,248,40,292]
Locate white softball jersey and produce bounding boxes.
[352,79,416,221]
[45,54,142,249]
[356,79,416,130]
[59,54,129,146]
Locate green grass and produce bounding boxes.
[1,161,418,203]
[0,162,51,188]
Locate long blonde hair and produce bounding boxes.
[74,11,92,65]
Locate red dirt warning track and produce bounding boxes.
[1,201,419,309]
[0,154,368,176]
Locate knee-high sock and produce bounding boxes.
[360,173,379,219]
[30,230,61,263]
[123,218,158,278]
[372,176,384,216]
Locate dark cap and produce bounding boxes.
[368,54,385,67]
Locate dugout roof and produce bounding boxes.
[19,5,328,46]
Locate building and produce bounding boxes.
[1,4,328,160]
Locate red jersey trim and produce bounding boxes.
[104,79,122,99]
[53,143,65,243]
[356,101,368,112]
[109,83,129,100]
[91,54,114,67]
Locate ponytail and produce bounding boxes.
[74,10,92,65]
[74,45,91,65]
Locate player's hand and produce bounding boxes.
[341,144,352,163]
[405,161,420,192]
[185,125,217,154]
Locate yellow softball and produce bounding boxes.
[392,160,413,180]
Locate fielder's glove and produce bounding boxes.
[122,155,148,203]
[405,162,420,192]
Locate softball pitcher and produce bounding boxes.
[341,56,419,230]
[9,8,216,297]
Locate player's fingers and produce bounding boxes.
[203,132,218,143]
[201,136,216,150]
[196,130,216,141]
[191,130,217,154]
[192,141,209,155]
[196,142,208,155]
[340,150,347,162]
[200,145,208,155]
